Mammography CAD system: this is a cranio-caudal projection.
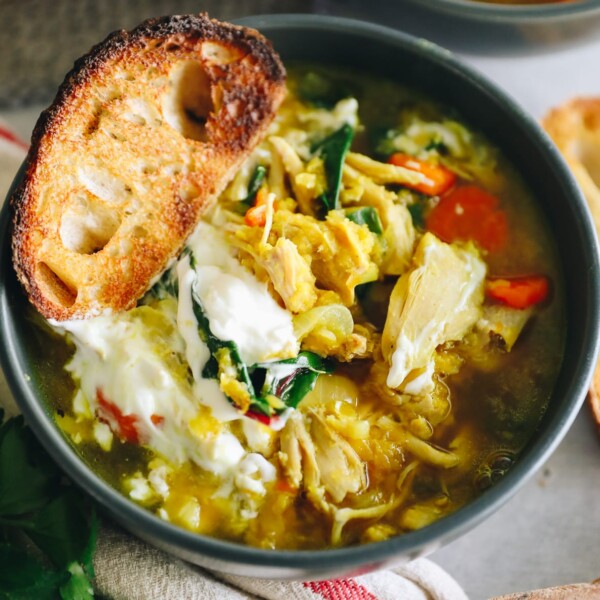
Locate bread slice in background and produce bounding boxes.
[11,13,286,321]
[543,99,600,434]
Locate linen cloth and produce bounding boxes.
[0,123,468,600]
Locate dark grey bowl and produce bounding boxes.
[406,0,600,23]
[1,14,599,580]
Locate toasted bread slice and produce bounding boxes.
[492,581,600,600]
[11,14,286,320]
[543,98,600,235]
[543,98,600,434]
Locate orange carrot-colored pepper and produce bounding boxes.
[244,187,270,227]
[388,152,456,196]
[425,184,508,252]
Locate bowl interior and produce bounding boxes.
[0,14,598,578]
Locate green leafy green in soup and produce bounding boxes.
[49,65,565,549]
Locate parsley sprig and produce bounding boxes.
[0,409,97,599]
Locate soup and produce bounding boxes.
[46,65,564,549]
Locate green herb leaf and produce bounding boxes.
[0,415,98,598]
[345,207,384,235]
[0,416,60,516]
[27,489,92,568]
[0,542,64,599]
[312,124,354,213]
[79,508,98,577]
[59,562,94,600]
[298,72,351,109]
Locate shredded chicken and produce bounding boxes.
[278,411,329,513]
[258,238,318,313]
[343,164,415,275]
[234,209,380,307]
[310,411,367,503]
[346,152,426,187]
[279,410,366,508]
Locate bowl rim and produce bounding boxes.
[1,12,599,575]
[403,0,600,23]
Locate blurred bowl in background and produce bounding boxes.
[318,0,600,56]
[405,0,600,23]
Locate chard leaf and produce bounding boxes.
[258,351,332,373]
[150,266,178,299]
[191,282,333,419]
[236,165,267,214]
[345,207,384,235]
[408,202,426,229]
[312,124,354,212]
[0,416,60,516]
[245,165,267,204]
[191,290,256,398]
[256,352,333,411]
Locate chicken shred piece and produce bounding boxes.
[310,412,367,503]
[257,238,317,313]
[343,164,415,275]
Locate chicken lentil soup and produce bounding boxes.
[49,65,564,549]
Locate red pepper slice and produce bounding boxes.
[246,410,271,426]
[486,276,550,309]
[96,389,140,444]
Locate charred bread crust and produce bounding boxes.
[543,98,600,436]
[12,13,286,320]
[542,98,600,237]
[588,364,600,437]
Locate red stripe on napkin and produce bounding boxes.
[303,579,378,600]
[0,125,28,150]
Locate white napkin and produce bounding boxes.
[0,123,468,600]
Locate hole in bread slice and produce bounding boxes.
[60,195,122,254]
[201,42,243,66]
[78,164,131,204]
[35,262,77,309]
[162,60,213,142]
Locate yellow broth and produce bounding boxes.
[32,65,565,549]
